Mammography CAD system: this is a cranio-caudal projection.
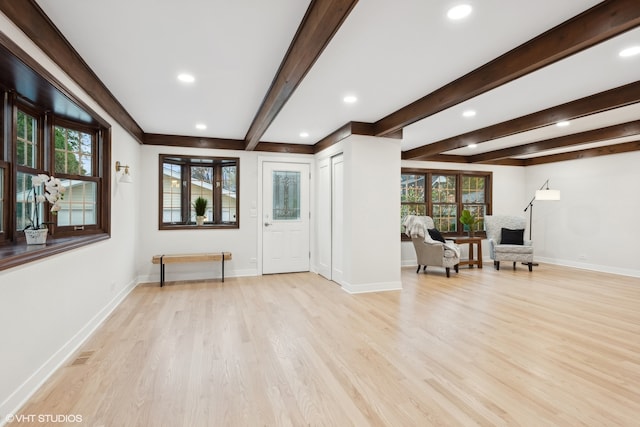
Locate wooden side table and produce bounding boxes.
[449,236,483,269]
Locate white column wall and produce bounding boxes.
[340,135,402,293]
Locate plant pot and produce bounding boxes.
[25,228,48,245]
[196,216,206,226]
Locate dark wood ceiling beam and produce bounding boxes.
[313,122,355,153]
[0,0,145,143]
[313,121,373,153]
[244,0,359,151]
[408,154,472,163]
[468,120,640,162]
[145,133,316,154]
[481,158,527,166]
[378,0,640,138]
[312,121,402,154]
[407,154,525,166]
[254,142,315,154]
[523,140,640,165]
[145,134,245,150]
[403,81,640,160]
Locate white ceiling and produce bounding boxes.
[34,0,640,158]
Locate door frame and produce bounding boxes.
[257,155,314,276]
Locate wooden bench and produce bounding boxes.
[151,252,232,287]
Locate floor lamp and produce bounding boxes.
[523,179,561,265]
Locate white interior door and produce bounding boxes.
[262,162,310,274]
[317,157,331,279]
[331,154,344,283]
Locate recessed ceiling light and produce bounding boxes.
[447,4,472,20]
[462,110,476,118]
[177,73,195,83]
[299,132,309,138]
[556,121,570,127]
[195,123,207,130]
[343,95,358,104]
[619,46,640,58]
[468,143,477,149]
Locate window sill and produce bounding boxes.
[159,224,239,231]
[0,233,110,272]
[401,232,487,241]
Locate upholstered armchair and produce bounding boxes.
[484,215,534,271]
[403,215,460,278]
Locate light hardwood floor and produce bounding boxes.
[9,264,640,426]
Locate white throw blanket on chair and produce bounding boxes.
[403,215,460,258]
[403,215,426,238]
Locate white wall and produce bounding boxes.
[401,155,640,279]
[0,12,141,419]
[136,145,261,282]
[526,152,640,277]
[135,147,316,283]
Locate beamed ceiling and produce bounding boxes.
[1,0,639,165]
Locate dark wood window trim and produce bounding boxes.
[0,40,112,272]
[0,159,7,245]
[49,118,103,236]
[401,168,492,241]
[158,154,240,230]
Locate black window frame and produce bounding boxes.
[159,154,239,230]
[401,168,492,240]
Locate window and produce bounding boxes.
[53,122,99,230]
[8,106,105,237]
[401,169,492,238]
[159,154,239,229]
[1,95,110,271]
[0,43,111,271]
[16,109,39,168]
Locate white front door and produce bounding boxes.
[262,162,310,274]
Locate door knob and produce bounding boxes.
[264,222,272,227]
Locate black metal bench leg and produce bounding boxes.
[221,253,225,282]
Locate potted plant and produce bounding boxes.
[193,196,208,226]
[459,209,480,237]
[24,174,66,244]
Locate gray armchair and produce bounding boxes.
[484,215,534,271]
[404,215,460,277]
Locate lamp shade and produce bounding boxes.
[119,169,133,183]
[535,189,560,200]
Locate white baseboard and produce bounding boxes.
[340,280,402,294]
[534,256,640,278]
[404,255,640,279]
[0,278,138,427]
[138,268,259,285]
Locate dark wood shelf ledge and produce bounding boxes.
[0,233,110,272]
